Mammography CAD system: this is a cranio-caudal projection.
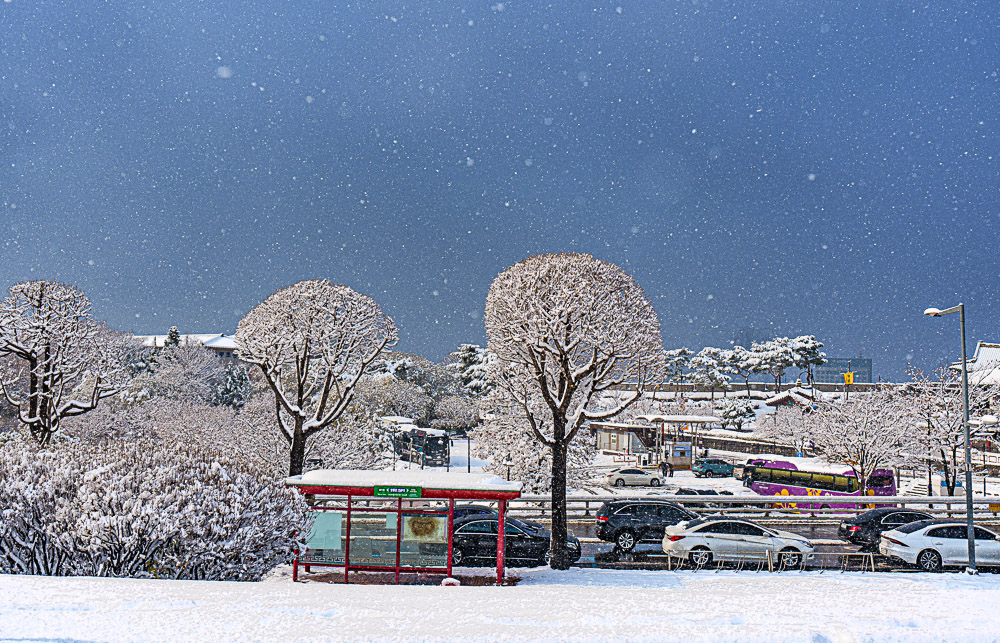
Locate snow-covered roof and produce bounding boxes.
[764,387,818,407]
[202,335,239,350]
[637,414,720,424]
[381,415,415,424]
[590,422,656,430]
[134,333,232,349]
[287,469,522,493]
[953,342,1000,385]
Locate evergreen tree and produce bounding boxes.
[164,326,181,348]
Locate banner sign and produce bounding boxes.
[373,485,422,498]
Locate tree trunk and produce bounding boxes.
[743,376,751,399]
[548,439,571,570]
[289,421,307,476]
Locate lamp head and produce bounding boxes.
[979,415,999,427]
[923,307,943,317]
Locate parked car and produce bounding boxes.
[837,508,933,552]
[596,499,697,552]
[879,520,1000,572]
[451,515,581,567]
[663,517,814,567]
[692,458,735,478]
[606,468,662,488]
[452,504,544,532]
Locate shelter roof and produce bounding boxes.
[636,414,720,424]
[286,469,522,500]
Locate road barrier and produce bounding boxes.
[503,494,1000,524]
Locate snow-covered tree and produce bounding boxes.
[449,343,494,397]
[430,394,479,431]
[905,366,1000,496]
[472,390,595,493]
[663,347,693,395]
[210,362,254,409]
[352,375,434,425]
[807,390,915,492]
[163,325,181,348]
[127,345,228,404]
[690,347,732,401]
[235,279,398,475]
[718,397,756,431]
[726,345,757,398]
[789,335,827,388]
[0,281,138,445]
[484,252,663,569]
[751,338,796,391]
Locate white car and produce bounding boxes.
[663,518,814,567]
[606,468,661,488]
[879,520,1000,572]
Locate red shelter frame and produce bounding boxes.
[287,479,522,585]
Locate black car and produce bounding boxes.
[451,515,581,567]
[596,500,697,552]
[838,508,933,551]
[452,504,544,532]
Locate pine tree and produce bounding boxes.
[164,326,181,348]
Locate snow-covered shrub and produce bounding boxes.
[718,397,756,431]
[0,437,309,581]
[429,395,479,431]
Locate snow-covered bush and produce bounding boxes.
[0,436,309,580]
[718,397,756,431]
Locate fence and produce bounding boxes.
[503,494,1000,524]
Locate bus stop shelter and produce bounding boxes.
[286,470,522,585]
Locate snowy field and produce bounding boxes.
[3,568,1000,642]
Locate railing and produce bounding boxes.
[503,494,1000,523]
[652,550,881,573]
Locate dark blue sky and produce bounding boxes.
[1,1,997,377]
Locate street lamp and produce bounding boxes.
[924,303,979,574]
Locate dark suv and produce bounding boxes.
[596,500,697,552]
[838,508,933,551]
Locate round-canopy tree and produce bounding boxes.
[236,279,397,476]
[0,280,137,445]
[484,252,663,569]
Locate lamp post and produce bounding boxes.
[924,303,977,573]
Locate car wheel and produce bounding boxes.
[689,547,712,568]
[917,549,942,572]
[778,548,802,568]
[650,478,661,487]
[614,479,625,488]
[615,529,637,552]
[541,549,551,567]
[452,546,466,566]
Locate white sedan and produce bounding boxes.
[663,518,814,567]
[879,520,1000,572]
[606,468,661,488]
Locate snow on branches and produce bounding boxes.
[484,252,662,569]
[0,435,309,580]
[236,279,397,475]
[0,280,138,445]
[804,389,915,492]
[904,366,1000,495]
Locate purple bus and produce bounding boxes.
[742,459,896,509]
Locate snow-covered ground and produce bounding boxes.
[3,568,1000,642]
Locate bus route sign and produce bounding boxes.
[373,485,423,499]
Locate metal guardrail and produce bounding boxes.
[503,494,1000,523]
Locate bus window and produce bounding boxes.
[772,469,792,482]
[832,476,851,492]
[812,474,835,491]
[868,475,893,488]
[791,471,812,486]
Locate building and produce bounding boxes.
[133,333,241,361]
[813,357,873,384]
[951,341,1000,385]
